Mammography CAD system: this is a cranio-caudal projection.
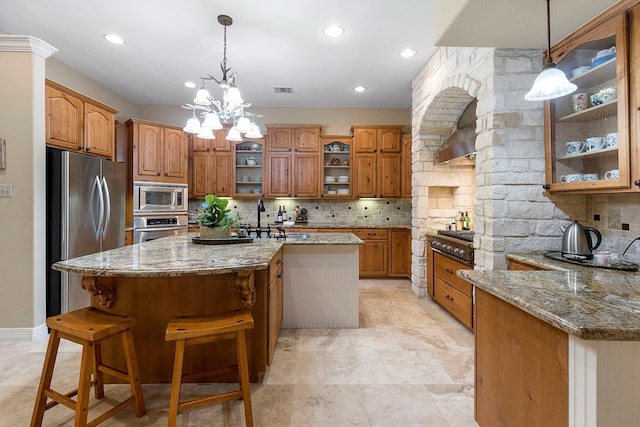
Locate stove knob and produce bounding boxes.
[445,245,452,252]
[453,248,460,255]
[459,249,466,257]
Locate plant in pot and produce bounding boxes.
[197,194,240,239]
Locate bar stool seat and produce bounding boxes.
[31,307,146,427]
[165,309,254,427]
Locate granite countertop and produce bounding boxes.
[188,223,411,230]
[53,232,362,277]
[458,258,640,340]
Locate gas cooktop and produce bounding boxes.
[437,230,475,242]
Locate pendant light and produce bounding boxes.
[524,0,577,101]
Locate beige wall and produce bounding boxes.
[138,105,410,135]
[0,38,55,336]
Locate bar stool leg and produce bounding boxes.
[121,329,146,417]
[74,341,94,426]
[30,331,61,427]
[93,341,105,399]
[167,339,186,427]
[236,330,254,427]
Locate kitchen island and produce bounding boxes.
[458,264,640,427]
[52,232,362,384]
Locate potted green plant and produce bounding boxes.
[197,194,240,239]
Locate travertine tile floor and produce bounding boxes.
[0,279,477,426]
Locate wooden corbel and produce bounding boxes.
[235,271,256,308]
[81,276,115,308]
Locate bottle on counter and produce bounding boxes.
[463,211,471,230]
[277,206,283,222]
[456,212,463,231]
[449,217,456,231]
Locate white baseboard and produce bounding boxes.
[0,323,48,342]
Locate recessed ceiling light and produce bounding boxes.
[184,81,196,89]
[400,48,417,58]
[104,34,124,45]
[353,86,367,93]
[324,25,344,38]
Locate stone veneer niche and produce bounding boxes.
[410,47,589,297]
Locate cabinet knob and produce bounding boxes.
[157,172,161,176]
[277,259,283,265]
[380,149,383,153]
[542,184,550,190]
[276,273,282,279]
[635,180,640,187]
[164,172,168,176]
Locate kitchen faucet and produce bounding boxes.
[257,198,265,230]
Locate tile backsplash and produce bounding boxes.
[189,198,411,227]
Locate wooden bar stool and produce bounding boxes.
[165,309,254,427]
[31,307,146,427]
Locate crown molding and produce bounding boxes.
[0,35,57,58]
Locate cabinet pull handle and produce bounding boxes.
[446,294,454,301]
[542,184,550,190]
[276,273,282,279]
[635,180,640,187]
[446,268,454,274]
[277,259,283,265]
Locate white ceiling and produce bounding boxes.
[0,0,622,109]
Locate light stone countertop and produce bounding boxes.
[52,232,362,277]
[188,223,411,230]
[458,253,640,340]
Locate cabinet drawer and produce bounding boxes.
[268,249,284,284]
[354,229,388,240]
[434,253,472,296]
[433,278,473,329]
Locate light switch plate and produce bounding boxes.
[0,184,13,197]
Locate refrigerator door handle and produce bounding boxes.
[93,175,105,242]
[101,176,111,240]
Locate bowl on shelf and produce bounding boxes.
[337,175,349,181]
[337,189,349,194]
[591,54,615,67]
[325,176,336,183]
[326,190,337,194]
[570,66,592,79]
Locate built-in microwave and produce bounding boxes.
[133,182,188,214]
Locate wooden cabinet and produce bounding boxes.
[432,252,473,329]
[190,149,232,197]
[544,3,640,193]
[389,229,411,278]
[475,288,568,426]
[265,125,321,198]
[191,128,231,152]
[354,229,388,277]
[127,119,188,184]
[402,134,412,198]
[267,249,284,365]
[124,229,133,246]
[321,136,353,198]
[45,79,117,160]
[351,125,404,198]
[233,139,265,197]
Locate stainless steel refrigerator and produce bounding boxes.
[46,148,126,315]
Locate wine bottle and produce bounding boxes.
[277,205,283,222]
[463,211,470,230]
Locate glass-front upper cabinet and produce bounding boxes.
[545,13,629,192]
[320,136,352,198]
[233,139,264,197]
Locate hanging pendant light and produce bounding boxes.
[182,15,262,135]
[525,0,577,101]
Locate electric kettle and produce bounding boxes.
[560,221,602,259]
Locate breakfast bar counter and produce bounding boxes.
[52,232,362,383]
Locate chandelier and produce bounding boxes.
[182,15,262,141]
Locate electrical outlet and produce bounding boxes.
[0,184,13,197]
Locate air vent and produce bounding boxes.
[273,87,294,94]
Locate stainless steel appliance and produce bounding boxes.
[431,230,475,265]
[133,181,187,214]
[560,221,602,260]
[133,215,188,244]
[46,148,126,315]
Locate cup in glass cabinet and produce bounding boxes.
[581,173,599,181]
[604,169,619,180]
[605,132,618,148]
[565,141,585,155]
[560,173,583,183]
[572,93,589,112]
[585,137,605,152]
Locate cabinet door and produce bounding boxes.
[266,154,292,196]
[267,266,283,365]
[354,154,377,197]
[359,240,388,277]
[378,153,402,197]
[294,127,320,152]
[545,13,629,192]
[191,151,210,197]
[136,124,163,178]
[164,128,187,180]
[293,154,320,197]
[211,152,232,196]
[46,86,83,151]
[267,128,293,151]
[353,128,376,152]
[84,102,114,159]
[377,127,402,153]
[192,135,211,152]
[402,135,412,198]
[212,128,231,151]
[390,230,410,277]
